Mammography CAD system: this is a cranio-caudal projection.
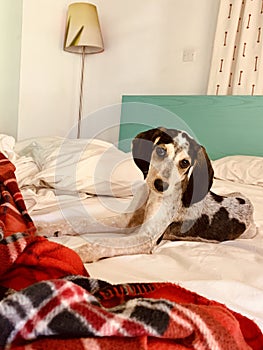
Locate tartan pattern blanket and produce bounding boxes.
[0,276,263,350]
[0,152,88,291]
[0,232,89,291]
[0,152,36,238]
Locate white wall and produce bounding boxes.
[0,0,22,137]
[16,0,220,142]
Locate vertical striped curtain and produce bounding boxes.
[207,0,263,95]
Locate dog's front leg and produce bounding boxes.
[75,194,176,263]
[136,192,176,248]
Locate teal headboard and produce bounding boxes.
[119,95,263,160]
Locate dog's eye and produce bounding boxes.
[179,159,190,169]
[156,146,167,158]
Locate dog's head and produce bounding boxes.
[132,127,214,207]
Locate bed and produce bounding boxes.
[0,95,263,349]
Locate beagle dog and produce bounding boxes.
[37,127,256,261]
[132,127,256,242]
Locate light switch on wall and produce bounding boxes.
[182,49,196,62]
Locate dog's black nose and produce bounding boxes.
[154,179,169,192]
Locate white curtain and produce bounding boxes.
[207,0,263,95]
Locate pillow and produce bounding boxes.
[15,137,143,197]
[0,134,16,162]
[212,155,263,186]
[0,134,39,188]
[14,156,40,188]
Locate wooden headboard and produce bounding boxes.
[118,95,263,160]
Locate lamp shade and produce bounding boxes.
[64,2,104,54]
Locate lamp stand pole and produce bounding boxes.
[77,46,86,138]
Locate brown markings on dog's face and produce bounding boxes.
[148,141,192,194]
[132,127,213,203]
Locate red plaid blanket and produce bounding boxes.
[0,276,262,350]
[0,152,262,349]
[0,152,36,238]
[0,152,88,291]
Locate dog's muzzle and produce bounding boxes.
[154,179,169,192]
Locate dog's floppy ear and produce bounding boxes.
[132,128,165,179]
[182,145,214,207]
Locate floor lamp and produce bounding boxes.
[64,3,104,138]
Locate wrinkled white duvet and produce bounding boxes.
[1,134,263,330]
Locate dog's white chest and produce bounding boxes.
[140,193,180,240]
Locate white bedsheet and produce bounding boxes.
[41,178,263,331]
[1,135,262,330]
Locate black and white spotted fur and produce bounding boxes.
[132,127,256,242]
